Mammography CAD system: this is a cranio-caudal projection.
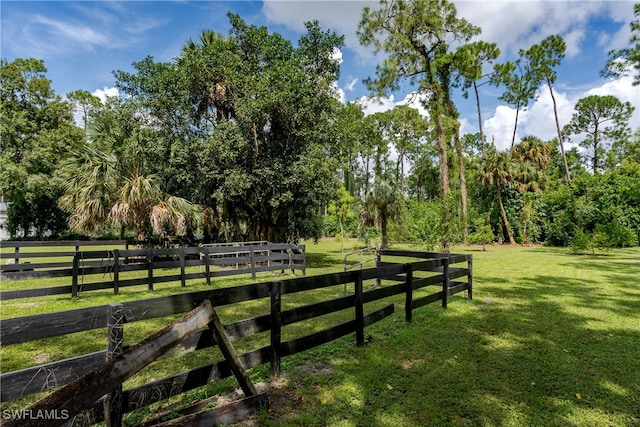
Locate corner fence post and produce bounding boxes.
[405,264,413,323]
[270,281,282,378]
[354,270,364,346]
[442,256,449,309]
[467,255,473,300]
[105,303,124,427]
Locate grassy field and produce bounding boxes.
[1,240,639,426]
[256,243,640,427]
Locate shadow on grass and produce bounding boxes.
[262,267,640,426]
[305,252,343,269]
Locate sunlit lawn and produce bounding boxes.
[258,243,640,427]
[1,240,639,426]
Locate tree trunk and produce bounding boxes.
[496,183,516,244]
[548,82,571,182]
[380,213,388,250]
[453,132,468,245]
[434,103,451,252]
[510,106,520,156]
[474,80,486,158]
[593,122,600,173]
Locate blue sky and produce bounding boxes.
[2,1,638,151]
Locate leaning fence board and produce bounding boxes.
[68,305,396,424]
[150,393,269,427]
[208,307,258,397]
[113,347,272,420]
[4,301,215,427]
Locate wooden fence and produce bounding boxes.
[0,240,128,277]
[0,244,306,300]
[0,250,472,426]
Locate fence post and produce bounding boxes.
[375,249,381,288]
[113,249,120,296]
[105,303,124,427]
[14,246,19,265]
[405,264,413,323]
[203,247,211,286]
[250,246,256,280]
[467,255,473,301]
[442,256,449,309]
[179,247,186,287]
[270,281,282,378]
[147,248,154,291]
[354,270,364,346]
[302,245,306,276]
[72,252,79,298]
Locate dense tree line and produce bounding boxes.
[1,1,638,251]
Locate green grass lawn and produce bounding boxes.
[1,240,639,426]
[257,243,640,427]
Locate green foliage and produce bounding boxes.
[390,199,442,250]
[0,57,83,238]
[58,98,198,240]
[468,215,495,247]
[602,3,640,85]
[114,14,343,243]
[564,94,635,173]
[328,186,356,252]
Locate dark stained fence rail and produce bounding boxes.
[0,251,471,427]
[0,240,128,278]
[0,244,306,300]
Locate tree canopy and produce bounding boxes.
[1,2,638,252]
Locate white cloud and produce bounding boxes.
[397,92,430,117]
[484,105,525,151]
[332,82,347,104]
[357,95,397,116]
[330,47,344,65]
[345,77,358,91]
[357,91,432,117]
[482,74,640,152]
[262,0,377,60]
[455,1,624,59]
[93,87,120,103]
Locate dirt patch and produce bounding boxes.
[35,353,53,364]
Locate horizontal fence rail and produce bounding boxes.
[0,250,472,427]
[0,240,127,278]
[0,243,306,300]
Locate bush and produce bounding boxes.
[594,222,638,248]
